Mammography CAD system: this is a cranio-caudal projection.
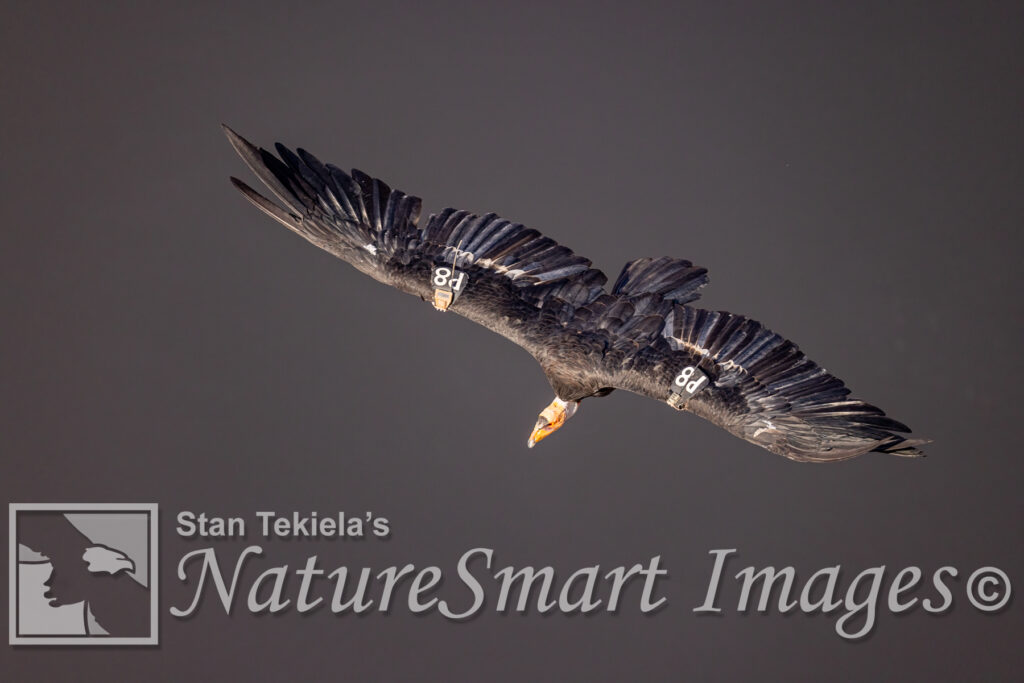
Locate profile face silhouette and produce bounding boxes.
[17,512,151,637]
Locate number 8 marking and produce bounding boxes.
[674,366,708,395]
[433,267,452,287]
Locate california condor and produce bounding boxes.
[224,126,926,462]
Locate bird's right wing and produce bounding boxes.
[225,127,616,351]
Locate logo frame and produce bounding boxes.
[8,503,159,646]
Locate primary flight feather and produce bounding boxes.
[224,126,927,461]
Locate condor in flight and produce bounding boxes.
[224,127,926,462]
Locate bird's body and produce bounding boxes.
[225,126,927,461]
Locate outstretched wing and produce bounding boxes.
[601,303,926,461]
[224,126,621,351]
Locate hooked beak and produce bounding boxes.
[527,397,578,448]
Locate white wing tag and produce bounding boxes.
[667,365,709,409]
[431,265,468,312]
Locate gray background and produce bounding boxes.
[2,1,1021,680]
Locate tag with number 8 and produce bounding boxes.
[668,365,709,407]
[431,265,469,311]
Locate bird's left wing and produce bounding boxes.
[590,300,928,461]
[224,126,609,348]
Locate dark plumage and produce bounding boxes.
[224,126,927,461]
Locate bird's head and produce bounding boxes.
[527,397,579,448]
[82,545,135,576]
